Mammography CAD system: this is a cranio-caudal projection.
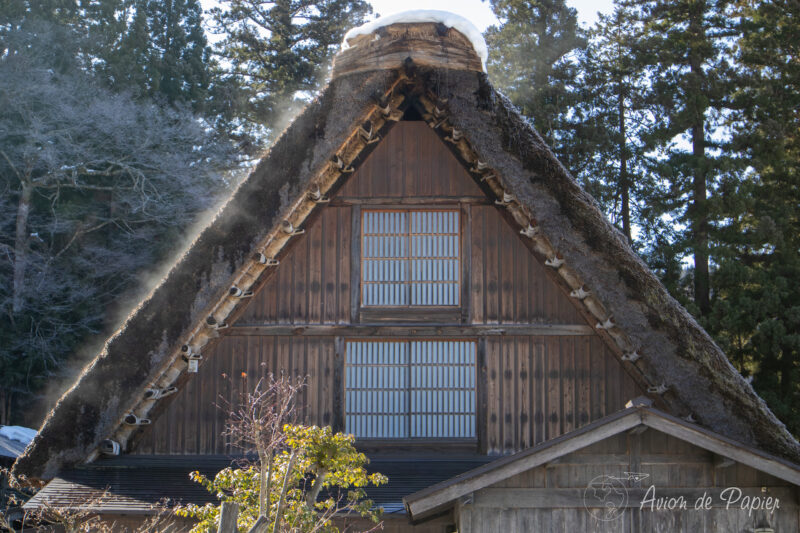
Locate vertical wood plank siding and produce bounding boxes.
[470,206,584,324]
[135,336,335,454]
[135,333,642,454]
[459,430,799,533]
[337,122,484,198]
[238,206,352,324]
[239,203,580,325]
[132,122,646,455]
[483,336,642,455]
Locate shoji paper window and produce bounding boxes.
[345,340,476,439]
[361,210,460,306]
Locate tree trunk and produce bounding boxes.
[272,449,298,533]
[218,501,240,533]
[617,80,632,243]
[305,469,328,510]
[688,8,711,316]
[692,121,710,315]
[12,180,32,314]
[258,446,272,517]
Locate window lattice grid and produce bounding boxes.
[409,341,475,438]
[345,340,476,439]
[361,210,459,306]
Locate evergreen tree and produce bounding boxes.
[572,6,656,243]
[2,0,214,109]
[626,0,737,316]
[484,0,585,166]
[102,0,212,107]
[706,0,800,433]
[208,0,372,143]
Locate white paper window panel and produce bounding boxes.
[345,340,475,438]
[362,210,459,306]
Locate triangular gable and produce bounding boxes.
[404,404,800,522]
[14,56,800,480]
[338,121,484,198]
[130,121,646,455]
[235,121,586,327]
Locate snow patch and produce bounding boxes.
[0,425,36,444]
[342,10,488,71]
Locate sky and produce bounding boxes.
[367,0,616,30]
[201,0,617,36]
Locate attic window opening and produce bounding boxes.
[361,209,460,307]
[345,339,476,439]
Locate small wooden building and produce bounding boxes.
[14,11,800,532]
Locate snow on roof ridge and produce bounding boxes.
[342,10,488,71]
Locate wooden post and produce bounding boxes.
[333,337,345,433]
[247,516,270,533]
[217,501,239,533]
[461,203,472,324]
[350,205,361,323]
[477,337,488,454]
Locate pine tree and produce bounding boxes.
[484,0,585,166]
[102,0,212,107]
[706,0,800,433]
[2,0,213,109]
[208,0,372,142]
[572,5,657,244]
[626,0,737,316]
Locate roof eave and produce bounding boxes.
[404,406,800,522]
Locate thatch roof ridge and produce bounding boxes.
[14,60,799,482]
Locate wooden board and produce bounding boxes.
[483,336,645,454]
[135,336,336,454]
[457,428,799,533]
[337,122,484,199]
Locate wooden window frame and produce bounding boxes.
[354,205,467,324]
[343,338,478,441]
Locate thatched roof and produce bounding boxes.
[13,19,800,482]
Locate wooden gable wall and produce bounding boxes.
[133,121,645,455]
[462,430,798,533]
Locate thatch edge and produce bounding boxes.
[12,69,401,480]
[14,63,799,481]
[423,68,799,462]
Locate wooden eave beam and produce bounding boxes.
[405,406,800,522]
[642,409,800,485]
[404,409,643,521]
[224,324,595,337]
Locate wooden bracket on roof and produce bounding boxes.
[621,351,641,363]
[626,396,653,409]
[714,454,736,469]
[520,223,539,238]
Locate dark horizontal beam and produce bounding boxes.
[544,452,714,466]
[225,324,595,337]
[330,196,490,206]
